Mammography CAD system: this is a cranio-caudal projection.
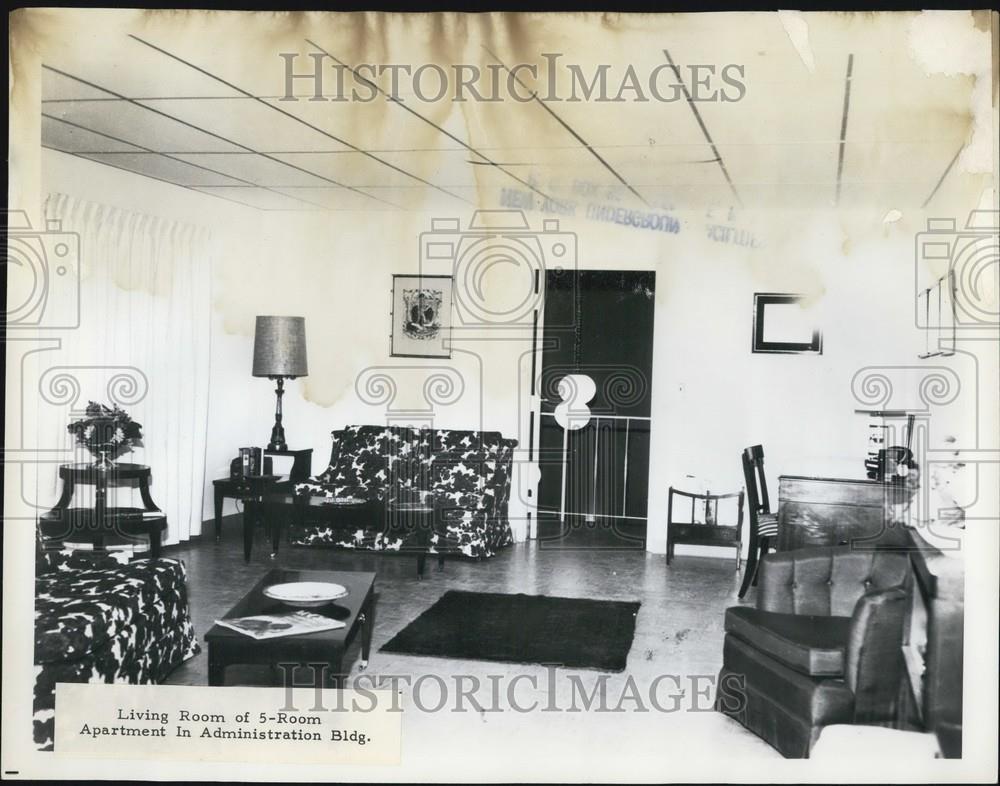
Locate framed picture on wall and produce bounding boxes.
[390,274,453,358]
[752,293,823,354]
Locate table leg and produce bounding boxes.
[214,487,224,543]
[359,596,374,670]
[327,658,345,689]
[208,646,225,686]
[431,508,447,572]
[270,502,281,559]
[243,499,255,563]
[417,510,431,578]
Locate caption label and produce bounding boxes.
[54,683,401,765]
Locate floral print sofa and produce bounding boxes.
[291,425,517,559]
[33,533,199,750]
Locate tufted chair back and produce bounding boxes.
[757,545,911,617]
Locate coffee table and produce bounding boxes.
[205,568,375,688]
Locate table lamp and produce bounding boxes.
[252,316,308,451]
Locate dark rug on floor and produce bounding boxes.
[380,590,641,672]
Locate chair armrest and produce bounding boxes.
[846,585,910,722]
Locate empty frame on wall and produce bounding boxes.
[752,293,823,354]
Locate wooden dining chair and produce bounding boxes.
[738,445,779,598]
[666,487,743,569]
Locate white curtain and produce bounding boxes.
[40,193,212,544]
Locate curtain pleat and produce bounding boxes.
[43,193,212,544]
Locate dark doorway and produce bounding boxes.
[536,270,655,548]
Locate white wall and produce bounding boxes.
[205,203,984,552]
[44,151,988,551]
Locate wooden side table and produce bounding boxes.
[213,448,312,562]
[212,474,283,562]
[39,463,167,558]
[264,448,312,482]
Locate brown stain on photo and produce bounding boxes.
[17,9,996,414]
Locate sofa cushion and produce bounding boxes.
[725,606,851,677]
[428,429,506,454]
[430,451,497,494]
[325,425,390,488]
[327,425,425,490]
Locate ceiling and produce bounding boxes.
[39,11,988,213]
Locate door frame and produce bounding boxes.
[529,269,656,539]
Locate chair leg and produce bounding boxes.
[738,532,759,599]
[665,534,672,565]
[751,536,773,587]
[736,539,742,573]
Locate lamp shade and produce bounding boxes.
[252,316,308,377]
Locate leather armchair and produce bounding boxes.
[715,545,912,758]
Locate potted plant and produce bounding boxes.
[67,402,143,469]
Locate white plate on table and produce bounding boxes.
[263,581,349,608]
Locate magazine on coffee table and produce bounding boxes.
[214,610,345,640]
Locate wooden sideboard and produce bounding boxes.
[777,475,913,551]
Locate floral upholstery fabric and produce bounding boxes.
[33,536,199,751]
[292,425,516,559]
[297,426,430,501]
